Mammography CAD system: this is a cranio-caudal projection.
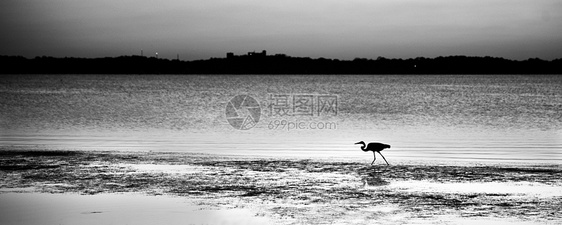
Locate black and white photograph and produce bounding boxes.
[1,1,561,224]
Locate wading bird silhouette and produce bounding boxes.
[355,141,391,165]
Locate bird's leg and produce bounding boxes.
[378,152,389,166]
[371,151,377,165]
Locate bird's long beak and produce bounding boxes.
[354,142,362,145]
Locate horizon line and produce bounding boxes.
[2,53,561,62]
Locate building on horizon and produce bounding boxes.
[248,50,266,57]
[226,50,267,59]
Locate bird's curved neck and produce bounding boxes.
[360,143,367,151]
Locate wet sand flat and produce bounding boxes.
[0,192,271,225]
[1,150,561,224]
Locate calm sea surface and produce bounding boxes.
[1,75,561,164]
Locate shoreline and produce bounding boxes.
[1,146,559,167]
[3,56,562,74]
[1,150,561,224]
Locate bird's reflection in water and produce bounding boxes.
[358,166,390,187]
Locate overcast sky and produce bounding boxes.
[1,0,561,60]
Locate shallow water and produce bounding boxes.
[1,75,561,164]
[0,192,271,225]
[1,151,560,224]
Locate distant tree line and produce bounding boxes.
[1,54,561,74]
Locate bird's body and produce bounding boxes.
[355,141,391,165]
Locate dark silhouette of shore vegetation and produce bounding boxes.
[2,51,562,74]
